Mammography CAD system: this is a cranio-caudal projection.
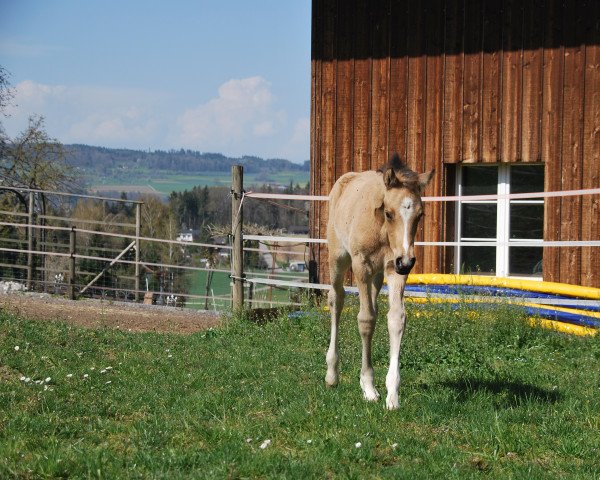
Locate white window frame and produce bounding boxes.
[456,164,544,278]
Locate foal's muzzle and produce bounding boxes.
[395,257,416,275]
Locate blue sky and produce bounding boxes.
[0,1,311,162]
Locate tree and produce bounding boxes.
[0,65,14,118]
[0,115,82,215]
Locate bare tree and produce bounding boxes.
[0,115,82,215]
[0,65,14,117]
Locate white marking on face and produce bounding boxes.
[399,198,413,253]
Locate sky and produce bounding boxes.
[0,1,312,163]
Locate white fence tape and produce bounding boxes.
[246,187,600,203]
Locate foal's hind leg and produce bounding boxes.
[325,251,350,387]
[355,262,380,402]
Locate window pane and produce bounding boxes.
[509,247,543,276]
[510,203,544,239]
[511,165,544,193]
[460,246,496,275]
[461,204,497,238]
[461,166,498,195]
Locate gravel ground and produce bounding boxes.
[0,291,223,334]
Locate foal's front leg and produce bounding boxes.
[356,270,380,402]
[385,270,407,410]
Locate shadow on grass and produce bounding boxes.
[440,378,561,407]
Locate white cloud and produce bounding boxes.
[175,76,285,152]
[1,77,308,161]
[3,80,167,147]
[279,117,310,161]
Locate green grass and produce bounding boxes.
[92,171,310,195]
[1,299,599,478]
[184,269,308,310]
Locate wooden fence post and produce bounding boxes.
[231,165,244,310]
[69,226,76,300]
[135,203,141,302]
[26,192,35,290]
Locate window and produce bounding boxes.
[456,164,544,278]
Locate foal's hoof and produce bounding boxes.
[363,390,381,402]
[385,395,400,410]
[325,373,339,388]
[360,379,380,402]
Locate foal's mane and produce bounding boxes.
[376,153,420,190]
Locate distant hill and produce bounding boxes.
[63,144,310,191]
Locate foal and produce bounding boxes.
[325,155,434,410]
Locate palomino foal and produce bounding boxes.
[325,155,434,410]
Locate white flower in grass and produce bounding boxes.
[391,443,398,449]
[83,374,89,379]
[355,442,362,449]
[306,439,313,444]
[66,373,73,378]
[14,346,19,351]
[260,439,271,449]
[100,369,107,374]
[246,438,253,443]
[44,377,51,383]
[19,376,26,381]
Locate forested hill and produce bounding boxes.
[64,144,309,177]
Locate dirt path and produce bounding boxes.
[0,292,222,334]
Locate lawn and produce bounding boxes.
[91,170,310,196]
[1,299,599,478]
[184,269,309,311]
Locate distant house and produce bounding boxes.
[176,230,194,242]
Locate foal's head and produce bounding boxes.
[378,155,434,275]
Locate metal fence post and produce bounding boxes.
[135,203,141,302]
[26,192,35,290]
[231,165,244,310]
[69,226,76,300]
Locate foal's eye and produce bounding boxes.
[385,211,393,221]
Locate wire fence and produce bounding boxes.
[2,174,599,312]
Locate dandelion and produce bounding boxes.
[355,442,362,448]
[260,439,271,449]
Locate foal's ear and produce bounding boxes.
[418,169,435,191]
[383,167,401,189]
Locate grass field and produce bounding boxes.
[184,269,309,310]
[90,170,310,196]
[1,299,599,478]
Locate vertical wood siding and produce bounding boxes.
[311,0,600,287]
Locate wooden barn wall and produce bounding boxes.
[310,0,600,287]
